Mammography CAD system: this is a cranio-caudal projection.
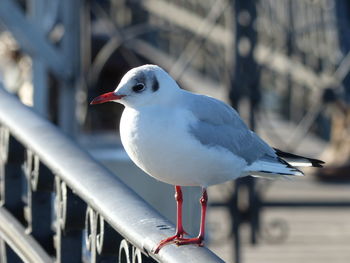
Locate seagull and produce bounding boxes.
[90,64,324,253]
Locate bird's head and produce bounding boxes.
[90,65,180,108]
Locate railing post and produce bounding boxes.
[84,207,122,262]
[0,127,25,221]
[0,238,22,263]
[22,150,55,254]
[29,0,50,118]
[0,129,26,263]
[59,0,82,137]
[54,177,86,263]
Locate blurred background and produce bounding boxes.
[0,0,350,262]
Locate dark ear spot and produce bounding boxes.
[152,76,159,92]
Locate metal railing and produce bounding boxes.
[0,84,224,263]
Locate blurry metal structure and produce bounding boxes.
[0,84,224,262]
[1,0,350,263]
[255,0,343,146]
[0,0,81,136]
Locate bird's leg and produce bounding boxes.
[174,185,187,236]
[154,185,187,253]
[174,187,207,246]
[154,187,209,253]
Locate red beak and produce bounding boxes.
[90,92,125,105]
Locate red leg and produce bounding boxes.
[154,187,208,253]
[174,186,186,235]
[175,188,208,246]
[154,186,187,253]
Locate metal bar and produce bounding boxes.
[334,50,350,82]
[0,0,70,80]
[0,85,224,262]
[32,60,49,118]
[0,239,23,263]
[1,134,25,221]
[24,155,55,255]
[58,0,82,136]
[29,0,49,118]
[0,206,54,263]
[55,177,86,263]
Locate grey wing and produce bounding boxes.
[185,92,276,164]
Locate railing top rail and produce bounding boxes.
[0,85,224,263]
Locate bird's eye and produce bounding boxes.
[132,83,145,93]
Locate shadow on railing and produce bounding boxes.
[0,84,224,263]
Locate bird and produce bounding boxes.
[90,64,324,253]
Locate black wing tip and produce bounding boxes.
[274,148,325,168]
[277,157,304,173]
[309,160,324,168]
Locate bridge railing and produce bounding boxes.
[0,84,224,263]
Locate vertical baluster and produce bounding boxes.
[119,239,131,263]
[84,206,155,263]
[84,207,98,262]
[0,128,25,220]
[0,238,6,262]
[0,128,25,262]
[118,239,155,263]
[23,150,55,255]
[0,236,24,263]
[84,207,123,262]
[0,126,7,205]
[96,213,122,260]
[54,176,86,263]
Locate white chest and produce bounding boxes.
[120,107,190,174]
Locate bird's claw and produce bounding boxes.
[174,237,204,246]
[153,235,204,254]
[153,234,178,254]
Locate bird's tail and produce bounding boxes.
[273,148,324,168]
[242,149,324,180]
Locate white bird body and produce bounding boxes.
[91,64,323,187]
[120,100,246,187]
[91,64,324,252]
